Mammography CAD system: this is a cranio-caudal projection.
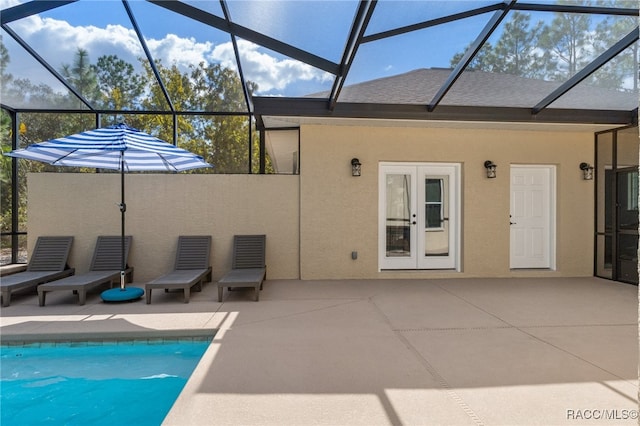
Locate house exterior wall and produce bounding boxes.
[299,124,595,279]
[27,124,597,282]
[28,174,300,282]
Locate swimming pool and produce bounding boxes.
[1,338,211,426]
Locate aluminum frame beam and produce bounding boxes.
[2,24,94,110]
[219,0,254,113]
[122,0,175,113]
[427,0,517,112]
[147,0,340,75]
[514,2,639,16]
[362,3,502,44]
[253,96,635,127]
[0,0,77,25]
[329,0,377,110]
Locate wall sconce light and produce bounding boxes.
[351,158,362,177]
[484,160,497,178]
[579,162,594,180]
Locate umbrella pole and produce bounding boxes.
[120,152,126,290]
[101,151,142,303]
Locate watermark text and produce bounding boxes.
[567,409,638,421]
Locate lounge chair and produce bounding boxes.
[0,236,74,307]
[37,236,133,306]
[145,236,212,304]
[217,235,266,302]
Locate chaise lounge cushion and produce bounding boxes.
[37,236,133,306]
[217,235,266,302]
[0,236,74,307]
[145,236,212,304]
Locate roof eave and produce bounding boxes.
[253,97,637,128]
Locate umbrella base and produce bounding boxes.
[101,287,144,303]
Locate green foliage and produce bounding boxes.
[450,3,636,89]
[60,49,102,106]
[0,110,13,233]
[591,1,638,90]
[538,11,592,79]
[492,12,545,78]
[1,44,276,245]
[0,35,11,89]
[0,43,271,175]
[94,55,147,112]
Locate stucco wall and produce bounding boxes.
[28,174,300,282]
[299,124,595,279]
[27,124,599,282]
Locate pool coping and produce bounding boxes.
[0,328,217,345]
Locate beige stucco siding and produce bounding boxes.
[27,124,596,282]
[28,174,299,282]
[300,124,595,279]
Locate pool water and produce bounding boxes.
[1,339,211,426]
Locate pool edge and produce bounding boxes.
[1,328,217,344]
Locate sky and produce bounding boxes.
[1,0,636,102]
[0,0,484,99]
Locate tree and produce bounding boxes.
[449,41,497,72]
[190,62,256,112]
[591,1,638,90]
[2,45,270,175]
[94,55,147,116]
[0,36,11,90]
[187,62,264,173]
[135,60,197,144]
[60,48,101,107]
[0,109,14,233]
[448,3,633,92]
[538,4,593,80]
[492,11,545,78]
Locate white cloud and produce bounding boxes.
[145,34,213,70]
[4,10,332,97]
[8,14,144,82]
[212,39,332,94]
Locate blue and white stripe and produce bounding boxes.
[6,123,212,172]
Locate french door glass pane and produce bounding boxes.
[424,176,449,257]
[425,178,443,229]
[385,174,411,257]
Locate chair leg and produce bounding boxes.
[184,287,190,303]
[217,285,223,302]
[254,285,259,302]
[146,288,152,304]
[78,290,86,305]
[38,291,46,307]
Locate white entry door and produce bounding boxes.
[510,165,556,269]
[379,163,460,270]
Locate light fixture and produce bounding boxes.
[579,162,594,180]
[484,160,497,178]
[351,158,362,177]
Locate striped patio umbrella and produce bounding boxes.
[6,123,212,301]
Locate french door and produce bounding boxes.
[379,163,460,270]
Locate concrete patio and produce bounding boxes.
[1,277,637,425]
